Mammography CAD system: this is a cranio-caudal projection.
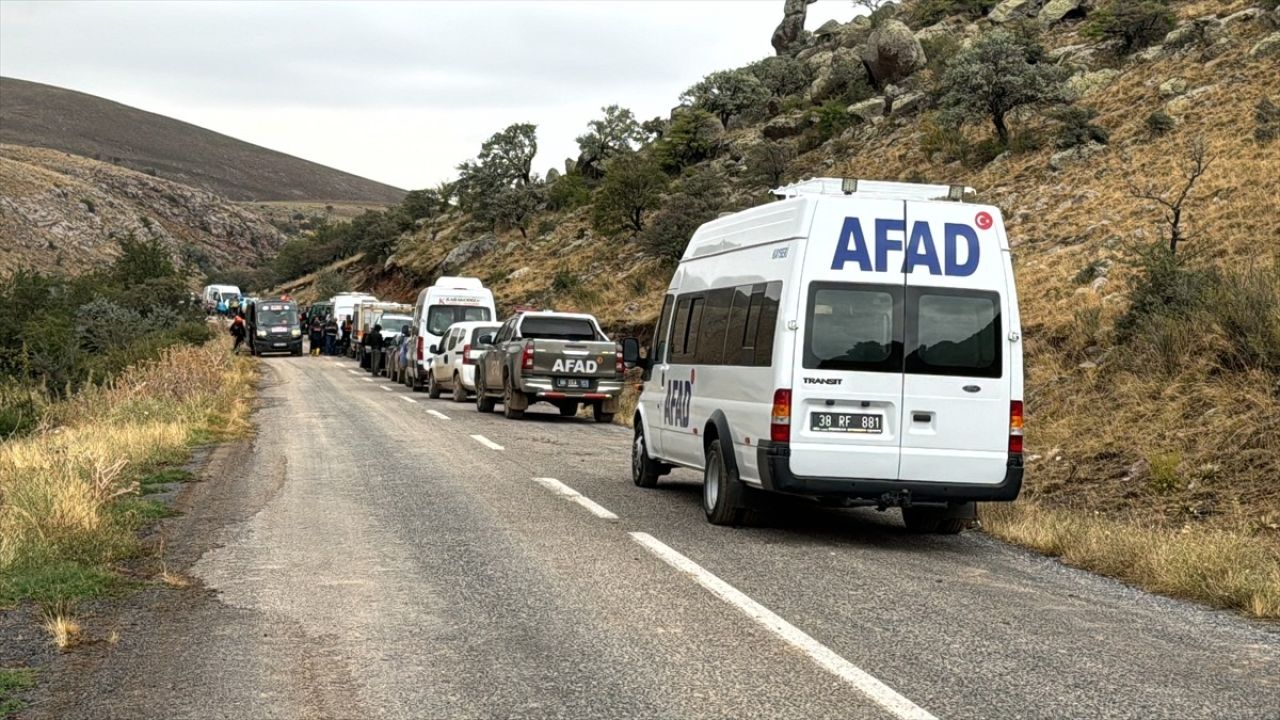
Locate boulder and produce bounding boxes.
[1164,17,1222,49]
[989,0,1043,24]
[1064,69,1120,100]
[1268,8,1280,31]
[861,20,927,87]
[1037,0,1085,26]
[771,0,818,55]
[1049,142,1105,171]
[545,167,561,184]
[814,19,842,42]
[1251,32,1280,59]
[1221,8,1262,27]
[890,91,928,117]
[847,97,886,123]
[1165,85,1214,114]
[762,111,813,140]
[1158,78,1187,98]
[1130,44,1167,63]
[442,233,497,272]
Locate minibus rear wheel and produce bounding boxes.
[703,440,746,526]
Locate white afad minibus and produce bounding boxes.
[622,178,1024,533]
[406,277,497,391]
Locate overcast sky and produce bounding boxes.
[0,0,858,190]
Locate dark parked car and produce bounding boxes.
[246,299,303,356]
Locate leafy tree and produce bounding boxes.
[592,154,668,236]
[1084,1,1176,54]
[747,142,796,188]
[641,117,668,141]
[937,29,1069,145]
[653,109,722,173]
[680,69,769,128]
[478,122,538,186]
[641,170,728,263]
[576,105,646,176]
[746,56,811,98]
[491,183,545,239]
[547,172,591,211]
[401,188,448,222]
[112,233,175,288]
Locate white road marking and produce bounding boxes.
[400,396,418,404]
[470,434,504,451]
[379,386,393,392]
[426,409,450,420]
[532,477,619,521]
[361,377,374,383]
[629,532,937,720]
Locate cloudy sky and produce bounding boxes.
[0,0,857,190]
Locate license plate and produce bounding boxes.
[272,343,286,348]
[554,377,592,389]
[810,411,883,434]
[271,326,287,333]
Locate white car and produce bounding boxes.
[623,177,1024,533]
[427,321,502,402]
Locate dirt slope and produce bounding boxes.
[0,77,405,204]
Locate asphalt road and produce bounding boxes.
[28,355,1280,719]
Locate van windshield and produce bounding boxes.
[258,305,298,327]
[427,305,492,336]
[520,316,600,341]
[380,315,412,331]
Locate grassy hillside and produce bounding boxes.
[0,144,284,276]
[276,0,1280,613]
[0,77,405,204]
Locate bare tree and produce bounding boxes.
[1127,137,1212,255]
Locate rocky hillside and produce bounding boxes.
[289,0,1280,544]
[0,144,284,275]
[0,77,405,204]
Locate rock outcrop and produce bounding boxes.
[861,20,927,88]
[771,0,818,56]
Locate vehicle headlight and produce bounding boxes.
[291,328,302,337]
[256,330,267,337]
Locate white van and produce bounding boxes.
[623,178,1024,532]
[330,292,378,329]
[202,284,242,313]
[406,277,497,391]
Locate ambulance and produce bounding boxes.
[622,178,1024,532]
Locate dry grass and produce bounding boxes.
[984,502,1280,618]
[40,601,82,649]
[0,340,255,606]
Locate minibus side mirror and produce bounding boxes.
[620,337,642,368]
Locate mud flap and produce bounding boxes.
[602,397,620,413]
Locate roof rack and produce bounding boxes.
[771,177,974,203]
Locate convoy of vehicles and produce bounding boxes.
[290,178,1023,533]
[245,299,303,356]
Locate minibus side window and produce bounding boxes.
[754,282,782,367]
[803,283,903,372]
[695,288,735,364]
[724,286,754,365]
[652,295,674,363]
[906,289,1001,378]
[678,297,705,362]
[670,297,692,359]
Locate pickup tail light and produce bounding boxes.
[416,336,424,361]
[770,389,792,443]
[1009,400,1024,455]
[521,343,534,373]
[462,343,474,365]
[615,347,624,376]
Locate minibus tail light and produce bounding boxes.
[521,343,535,373]
[770,389,792,443]
[1009,400,1024,455]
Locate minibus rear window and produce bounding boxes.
[906,290,1001,378]
[803,284,902,373]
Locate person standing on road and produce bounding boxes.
[323,316,339,356]
[341,316,353,355]
[368,323,385,375]
[229,311,246,354]
[309,315,324,356]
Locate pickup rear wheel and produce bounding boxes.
[632,426,661,488]
[592,402,614,424]
[451,374,468,403]
[427,371,441,399]
[702,440,746,526]
[503,378,524,420]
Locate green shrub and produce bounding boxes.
[654,109,722,173]
[1256,97,1279,145]
[1204,261,1280,374]
[639,171,728,264]
[1052,106,1110,149]
[551,270,580,293]
[1084,1,1176,55]
[904,0,997,29]
[681,68,770,128]
[591,153,668,236]
[546,172,591,211]
[1116,242,1213,341]
[815,100,855,141]
[1145,110,1176,138]
[746,56,812,98]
